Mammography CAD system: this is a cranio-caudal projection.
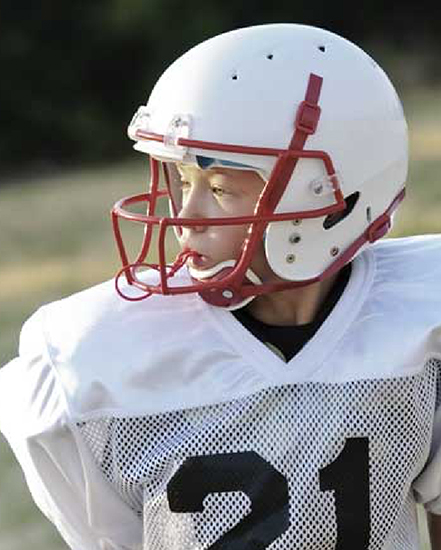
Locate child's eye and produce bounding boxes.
[211,185,226,197]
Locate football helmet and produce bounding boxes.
[112,23,408,308]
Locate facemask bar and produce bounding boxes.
[112,147,345,299]
[112,67,406,305]
[163,161,181,220]
[112,182,404,304]
[112,72,352,304]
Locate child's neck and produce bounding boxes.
[245,272,340,327]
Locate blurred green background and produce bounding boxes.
[0,2,440,548]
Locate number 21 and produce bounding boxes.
[167,437,370,549]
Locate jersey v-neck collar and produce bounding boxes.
[202,249,376,383]
[231,264,351,362]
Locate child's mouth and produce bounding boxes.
[187,253,210,269]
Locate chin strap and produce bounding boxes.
[189,260,262,310]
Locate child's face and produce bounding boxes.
[176,163,266,273]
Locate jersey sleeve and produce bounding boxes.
[0,308,142,550]
[413,345,441,515]
[413,406,441,514]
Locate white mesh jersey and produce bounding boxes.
[1,235,441,550]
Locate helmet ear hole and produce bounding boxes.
[323,192,360,230]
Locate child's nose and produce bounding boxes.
[178,190,208,233]
[178,204,207,234]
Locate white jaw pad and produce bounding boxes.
[188,259,262,311]
[188,259,261,283]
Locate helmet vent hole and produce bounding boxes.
[266,54,274,60]
[323,192,360,230]
[318,45,326,53]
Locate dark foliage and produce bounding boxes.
[0,1,438,175]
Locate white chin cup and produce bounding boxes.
[188,259,262,310]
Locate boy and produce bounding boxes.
[1,23,441,550]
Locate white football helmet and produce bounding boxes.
[112,23,408,307]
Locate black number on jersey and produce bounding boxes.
[319,437,370,549]
[167,437,370,549]
[167,451,290,549]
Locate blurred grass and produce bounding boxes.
[0,85,440,549]
[0,160,144,364]
[0,161,148,549]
